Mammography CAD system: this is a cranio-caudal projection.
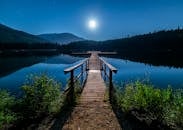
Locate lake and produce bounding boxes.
[0,54,183,95]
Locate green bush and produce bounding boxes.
[164,89,183,128]
[0,90,16,127]
[74,80,82,99]
[21,74,63,118]
[65,79,82,104]
[114,81,183,128]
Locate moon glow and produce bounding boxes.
[88,19,97,30]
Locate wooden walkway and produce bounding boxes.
[63,52,121,130]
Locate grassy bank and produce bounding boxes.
[113,81,183,129]
[0,74,82,129]
[1,75,182,129]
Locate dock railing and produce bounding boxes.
[99,57,117,101]
[64,58,89,104]
[64,56,117,104]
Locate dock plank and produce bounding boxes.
[62,52,121,130]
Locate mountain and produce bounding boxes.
[0,23,48,43]
[0,23,84,44]
[38,33,85,44]
[63,29,183,53]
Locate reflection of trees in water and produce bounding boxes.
[0,54,84,78]
[74,53,183,68]
[61,29,183,68]
[0,56,47,78]
[115,53,183,68]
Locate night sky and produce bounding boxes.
[0,0,183,40]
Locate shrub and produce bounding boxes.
[115,81,169,114]
[164,89,183,128]
[0,90,16,127]
[21,74,63,118]
[74,80,82,99]
[114,81,183,129]
[65,79,82,104]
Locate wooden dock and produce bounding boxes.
[63,51,121,129]
[71,51,117,56]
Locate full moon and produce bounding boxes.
[88,19,97,30]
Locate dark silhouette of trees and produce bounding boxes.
[60,29,183,67]
[1,28,183,67]
[0,42,61,50]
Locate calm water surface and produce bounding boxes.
[103,57,183,89]
[0,55,182,95]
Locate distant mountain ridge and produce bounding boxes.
[37,33,85,44]
[63,29,183,52]
[0,23,48,43]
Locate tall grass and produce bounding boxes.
[114,81,183,129]
[0,74,65,128]
[0,90,16,128]
[0,74,83,128]
[21,74,64,118]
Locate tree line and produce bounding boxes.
[61,29,183,67]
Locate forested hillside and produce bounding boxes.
[61,29,183,67]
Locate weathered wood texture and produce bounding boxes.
[88,52,100,70]
[63,52,121,130]
[72,51,117,55]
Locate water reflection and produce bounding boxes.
[0,55,83,95]
[103,57,183,89]
[0,55,182,96]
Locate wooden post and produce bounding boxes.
[68,70,74,104]
[100,59,103,70]
[87,59,89,70]
[104,64,106,81]
[88,59,90,70]
[81,64,84,86]
[86,60,88,71]
[98,56,99,68]
[99,59,102,75]
[109,70,113,102]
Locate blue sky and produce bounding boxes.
[0,0,183,40]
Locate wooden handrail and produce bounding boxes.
[64,58,89,104]
[64,58,88,74]
[99,57,117,73]
[63,55,118,104]
[99,57,117,102]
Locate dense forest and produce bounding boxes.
[61,29,183,67]
[1,28,183,67]
[0,43,61,50]
[62,29,183,53]
[0,43,61,56]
